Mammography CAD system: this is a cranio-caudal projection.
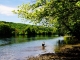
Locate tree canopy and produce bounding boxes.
[13,0,80,40]
[0,21,55,36]
[0,23,13,37]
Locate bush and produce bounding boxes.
[64,36,78,44]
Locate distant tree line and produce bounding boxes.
[0,23,13,37]
[0,21,62,37]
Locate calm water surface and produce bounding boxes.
[0,35,63,60]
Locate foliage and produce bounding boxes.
[13,0,80,40]
[64,36,78,44]
[0,21,56,36]
[0,23,13,37]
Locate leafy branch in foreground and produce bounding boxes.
[13,0,80,40]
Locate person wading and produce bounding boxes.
[42,42,45,50]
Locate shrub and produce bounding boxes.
[64,36,77,44]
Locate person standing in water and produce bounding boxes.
[42,42,45,50]
[42,42,45,46]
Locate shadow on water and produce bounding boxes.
[0,35,57,46]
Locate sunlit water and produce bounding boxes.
[0,35,63,60]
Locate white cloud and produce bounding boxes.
[0,5,17,16]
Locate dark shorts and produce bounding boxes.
[42,44,45,46]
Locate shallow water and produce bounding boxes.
[0,35,63,60]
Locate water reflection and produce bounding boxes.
[0,35,57,46]
[54,39,66,53]
[57,40,65,46]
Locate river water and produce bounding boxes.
[0,35,63,60]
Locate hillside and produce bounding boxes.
[0,21,55,36]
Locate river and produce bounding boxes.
[0,35,63,60]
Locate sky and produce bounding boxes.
[0,0,35,24]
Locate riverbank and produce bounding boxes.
[27,44,80,60]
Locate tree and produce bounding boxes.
[0,23,13,37]
[13,0,80,40]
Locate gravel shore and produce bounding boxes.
[27,44,80,60]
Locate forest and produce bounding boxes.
[0,21,61,37]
